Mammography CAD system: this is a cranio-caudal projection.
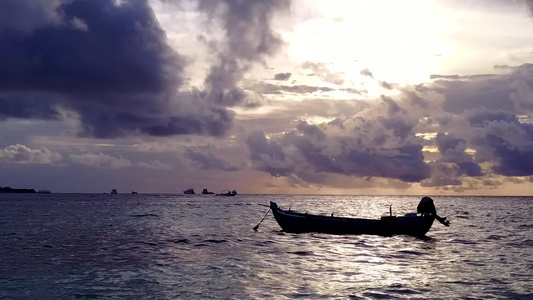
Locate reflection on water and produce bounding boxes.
[0,194,532,299]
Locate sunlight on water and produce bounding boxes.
[0,194,532,299]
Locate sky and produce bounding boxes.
[1,0,533,195]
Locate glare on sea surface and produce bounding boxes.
[245,196,449,298]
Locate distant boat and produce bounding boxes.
[202,188,214,195]
[37,190,52,194]
[216,190,237,196]
[111,189,118,194]
[269,197,450,237]
[131,191,138,194]
[183,188,195,195]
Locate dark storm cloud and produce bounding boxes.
[246,131,294,177]
[420,65,533,178]
[281,131,339,174]
[0,0,235,138]
[435,133,482,176]
[463,108,533,176]
[73,103,234,138]
[197,0,288,61]
[245,62,533,187]
[487,132,533,176]
[185,148,240,171]
[295,121,325,140]
[420,162,462,187]
[431,64,533,114]
[0,0,180,93]
[0,0,64,34]
[402,90,430,109]
[247,102,431,183]
[293,138,429,183]
[196,0,290,107]
[203,57,248,107]
[273,72,292,81]
[466,109,519,127]
[0,96,60,120]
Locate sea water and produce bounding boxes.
[1,194,532,299]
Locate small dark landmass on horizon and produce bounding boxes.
[1,187,36,193]
[0,187,52,194]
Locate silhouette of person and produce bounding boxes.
[417,196,450,226]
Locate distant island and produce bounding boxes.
[0,186,37,193]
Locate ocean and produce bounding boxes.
[0,194,531,299]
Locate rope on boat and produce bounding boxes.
[253,207,271,231]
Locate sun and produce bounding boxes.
[286,0,453,86]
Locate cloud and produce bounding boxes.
[283,118,430,182]
[246,100,431,183]
[510,79,533,111]
[197,0,290,107]
[72,103,234,138]
[0,0,64,34]
[525,0,533,17]
[302,62,344,85]
[482,177,503,187]
[197,0,289,59]
[0,0,181,93]
[185,148,240,171]
[430,64,533,114]
[435,133,482,176]
[273,72,292,81]
[0,0,234,138]
[137,160,172,170]
[70,16,89,32]
[0,95,62,121]
[0,144,62,164]
[417,64,533,178]
[466,110,533,176]
[246,131,294,177]
[243,64,533,187]
[379,81,394,90]
[420,162,463,188]
[360,69,374,78]
[70,152,132,169]
[245,82,364,95]
[430,74,462,80]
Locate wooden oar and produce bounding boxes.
[253,207,271,231]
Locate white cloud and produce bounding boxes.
[69,152,132,169]
[138,160,172,171]
[71,17,89,32]
[0,144,62,164]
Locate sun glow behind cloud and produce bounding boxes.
[286,0,452,86]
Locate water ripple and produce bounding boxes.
[0,194,531,299]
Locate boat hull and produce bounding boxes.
[270,201,434,237]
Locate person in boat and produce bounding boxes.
[417,196,450,226]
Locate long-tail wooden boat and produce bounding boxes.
[269,197,449,237]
